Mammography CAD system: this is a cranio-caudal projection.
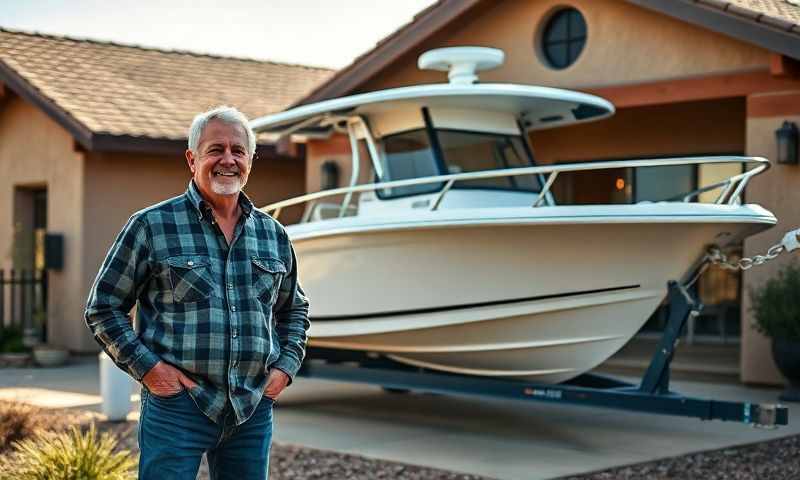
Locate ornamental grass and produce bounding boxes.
[0,424,137,480]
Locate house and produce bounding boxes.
[0,28,333,352]
[288,0,800,385]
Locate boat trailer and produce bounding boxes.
[297,281,788,428]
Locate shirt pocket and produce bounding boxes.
[251,257,287,306]
[166,255,214,303]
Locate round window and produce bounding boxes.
[540,7,587,69]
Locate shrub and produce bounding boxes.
[750,261,800,341]
[0,401,48,453]
[0,424,136,480]
[0,326,28,353]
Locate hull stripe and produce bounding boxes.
[310,284,640,321]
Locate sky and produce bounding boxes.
[1,0,438,69]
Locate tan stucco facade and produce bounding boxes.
[0,96,87,350]
[363,0,769,92]
[0,94,306,352]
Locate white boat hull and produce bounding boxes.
[289,204,774,384]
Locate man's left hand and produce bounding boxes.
[264,368,290,400]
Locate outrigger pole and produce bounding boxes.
[298,281,788,428]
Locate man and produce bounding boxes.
[85,106,310,480]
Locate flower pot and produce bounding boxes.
[0,352,31,367]
[33,345,69,367]
[771,337,800,402]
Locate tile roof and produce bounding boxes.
[697,0,800,32]
[0,28,334,142]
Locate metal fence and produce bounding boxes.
[0,269,47,342]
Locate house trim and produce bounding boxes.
[584,69,800,109]
[629,0,800,61]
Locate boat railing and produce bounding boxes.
[261,156,770,222]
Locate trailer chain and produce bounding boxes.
[707,228,800,271]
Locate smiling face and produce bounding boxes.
[186,119,252,198]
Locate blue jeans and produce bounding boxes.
[138,388,274,480]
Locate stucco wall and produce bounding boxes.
[0,96,85,350]
[741,93,800,385]
[78,151,305,351]
[362,0,769,92]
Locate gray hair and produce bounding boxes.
[188,106,256,160]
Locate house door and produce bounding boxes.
[10,186,48,342]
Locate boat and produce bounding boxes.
[251,47,776,384]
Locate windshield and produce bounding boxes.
[437,130,537,191]
[377,128,536,198]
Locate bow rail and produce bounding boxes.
[261,156,769,222]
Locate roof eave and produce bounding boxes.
[89,134,187,155]
[627,0,800,60]
[0,59,95,149]
[90,134,292,160]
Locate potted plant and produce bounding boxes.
[32,343,69,367]
[750,261,800,402]
[0,326,32,367]
[26,309,67,367]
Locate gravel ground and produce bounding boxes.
[98,419,489,480]
[94,419,800,480]
[559,434,800,480]
[3,404,799,479]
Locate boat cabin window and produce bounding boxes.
[377,128,536,199]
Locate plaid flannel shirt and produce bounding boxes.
[85,180,310,425]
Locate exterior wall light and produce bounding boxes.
[775,121,799,165]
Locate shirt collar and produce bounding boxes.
[186,180,254,221]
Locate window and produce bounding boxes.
[379,129,443,198]
[376,129,538,199]
[437,130,537,191]
[320,161,340,190]
[540,8,587,69]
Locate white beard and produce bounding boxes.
[210,175,244,195]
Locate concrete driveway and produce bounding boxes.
[1,357,796,480]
